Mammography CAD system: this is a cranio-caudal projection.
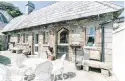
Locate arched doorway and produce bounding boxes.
[57,28,69,58]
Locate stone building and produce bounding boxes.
[2,1,124,63]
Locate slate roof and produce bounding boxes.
[2,1,124,32]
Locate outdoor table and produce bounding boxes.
[22,58,55,80]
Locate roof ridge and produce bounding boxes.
[96,1,122,10]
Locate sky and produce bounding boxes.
[8,1,55,14]
[7,1,124,17]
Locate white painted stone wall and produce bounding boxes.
[113,22,125,81]
[104,23,113,63]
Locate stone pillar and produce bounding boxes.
[95,25,101,47]
[81,27,86,45]
[68,31,73,61]
[38,31,44,58]
[28,32,33,55]
[49,30,55,56]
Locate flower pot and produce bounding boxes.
[48,55,54,60]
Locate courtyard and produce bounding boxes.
[0,51,116,81]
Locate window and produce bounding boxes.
[60,30,68,43]
[8,35,11,43]
[23,34,25,43]
[35,34,39,44]
[22,34,28,43]
[35,47,38,52]
[43,31,49,44]
[86,26,95,46]
[17,34,20,43]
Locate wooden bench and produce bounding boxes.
[82,49,112,77]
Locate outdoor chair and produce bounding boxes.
[0,64,11,81]
[8,54,28,75]
[0,62,26,81]
[11,67,33,81]
[25,61,53,81]
[16,54,27,67]
[52,54,66,81]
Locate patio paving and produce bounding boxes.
[0,51,114,81]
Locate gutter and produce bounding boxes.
[100,17,124,61]
[101,25,105,62]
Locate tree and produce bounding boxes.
[0,1,22,18]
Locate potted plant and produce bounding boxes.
[48,55,53,60]
[47,46,55,60]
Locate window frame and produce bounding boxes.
[25,34,28,43]
[86,26,96,46]
[43,31,49,44]
[59,30,69,44]
[19,33,29,44]
[17,34,21,43]
[23,33,25,43]
[57,28,69,45]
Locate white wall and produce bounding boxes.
[113,22,125,81]
[104,23,113,63]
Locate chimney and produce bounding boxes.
[25,1,35,14]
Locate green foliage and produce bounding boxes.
[0,1,22,17]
